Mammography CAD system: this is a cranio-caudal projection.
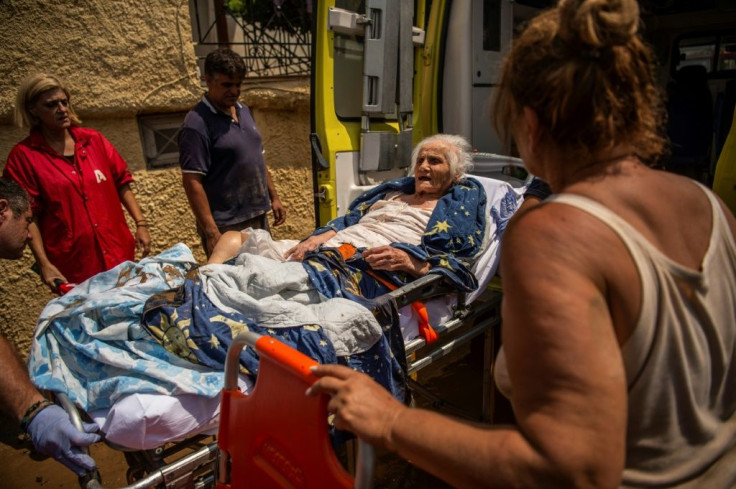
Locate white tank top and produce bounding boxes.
[495,185,736,487]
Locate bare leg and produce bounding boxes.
[207,230,249,264]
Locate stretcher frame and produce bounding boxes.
[57,279,503,489]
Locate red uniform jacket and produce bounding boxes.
[4,126,135,284]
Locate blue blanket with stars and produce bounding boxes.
[313,176,490,291]
[26,177,518,412]
[141,268,408,403]
[28,244,408,412]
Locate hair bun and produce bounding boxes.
[558,0,639,48]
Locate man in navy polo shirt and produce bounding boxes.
[179,48,286,257]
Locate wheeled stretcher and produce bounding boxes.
[30,168,525,489]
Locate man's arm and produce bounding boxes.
[265,168,286,226]
[118,183,151,258]
[0,335,44,422]
[28,221,66,289]
[0,335,100,475]
[182,172,221,254]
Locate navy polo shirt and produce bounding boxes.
[179,96,271,226]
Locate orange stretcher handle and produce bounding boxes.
[218,333,355,489]
[337,244,438,344]
[254,334,319,383]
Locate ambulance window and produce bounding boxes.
[333,0,366,119]
[719,36,736,72]
[674,33,736,76]
[334,35,364,118]
[675,36,716,73]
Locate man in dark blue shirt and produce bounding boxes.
[179,48,286,256]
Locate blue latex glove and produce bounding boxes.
[27,405,102,475]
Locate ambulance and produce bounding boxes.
[309,0,736,223]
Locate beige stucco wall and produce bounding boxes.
[0,1,313,355]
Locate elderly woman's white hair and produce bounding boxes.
[408,134,474,182]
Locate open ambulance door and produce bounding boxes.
[310,0,523,227]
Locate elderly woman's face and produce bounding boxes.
[414,141,455,197]
[31,88,71,131]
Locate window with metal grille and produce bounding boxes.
[188,0,312,79]
[138,113,187,169]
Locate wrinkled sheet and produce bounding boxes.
[28,244,226,411]
[89,375,253,449]
[198,253,383,355]
[141,255,408,402]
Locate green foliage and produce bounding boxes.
[224,0,311,35]
[226,0,246,13]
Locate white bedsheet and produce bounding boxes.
[90,376,254,449]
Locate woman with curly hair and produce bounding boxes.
[307,0,736,487]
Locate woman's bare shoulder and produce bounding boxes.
[501,196,633,300]
[506,199,600,247]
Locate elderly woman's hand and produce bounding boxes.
[307,364,407,450]
[284,230,337,261]
[362,246,430,277]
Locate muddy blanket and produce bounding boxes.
[141,252,408,402]
[27,244,224,411]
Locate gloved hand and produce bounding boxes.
[26,405,102,476]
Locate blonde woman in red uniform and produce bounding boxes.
[5,73,150,290]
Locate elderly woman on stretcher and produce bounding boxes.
[132,133,501,413]
[25,133,515,452]
[209,133,496,303]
